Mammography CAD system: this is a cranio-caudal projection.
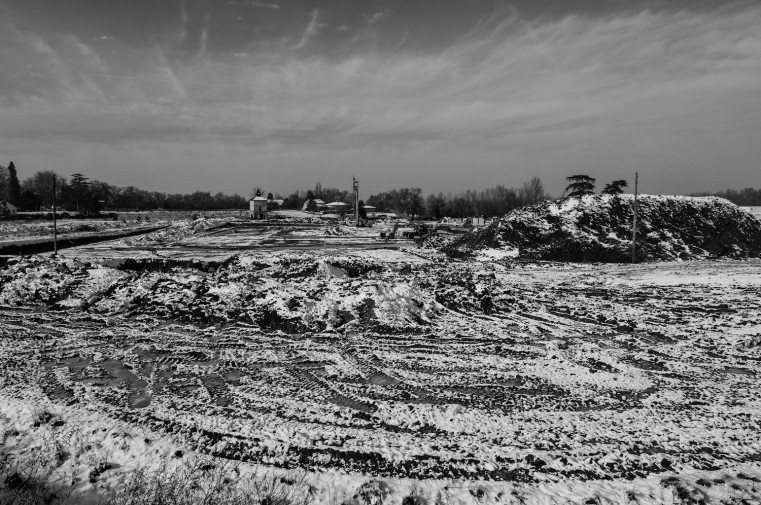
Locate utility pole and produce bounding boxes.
[353,176,359,226]
[631,171,638,263]
[52,174,58,255]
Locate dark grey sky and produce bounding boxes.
[1,0,759,197]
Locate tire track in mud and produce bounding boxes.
[331,342,469,406]
[4,254,761,483]
[272,345,379,413]
[289,368,376,413]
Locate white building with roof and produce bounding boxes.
[250,193,268,220]
[0,200,18,216]
[324,201,351,213]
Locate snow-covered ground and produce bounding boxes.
[1,224,760,503]
[62,219,413,263]
[0,219,150,242]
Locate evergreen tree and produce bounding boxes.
[7,162,21,205]
[602,179,628,195]
[565,175,596,197]
[0,165,7,203]
[70,172,90,211]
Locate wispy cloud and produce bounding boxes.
[2,4,761,193]
[291,10,326,50]
[229,1,279,9]
[198,14,210,58]
[366,11,388,26]
[178,3,189,44]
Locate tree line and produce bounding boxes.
[4,162,759,217]
[366,177,548,219]
[690,188,761,206]
[1,164,249,212]
[564,174,761,206]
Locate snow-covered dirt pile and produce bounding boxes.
[446,195,761,262]
[119,217,239,246]
[0,253,472,332]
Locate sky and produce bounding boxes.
[1,0,760,198]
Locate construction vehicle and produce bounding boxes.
[380,222,400,243]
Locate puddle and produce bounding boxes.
[328,394,376,413]
[723,366,756,376]
[128,394,152,409]
[98,360,140,384]
[367,373,400,386]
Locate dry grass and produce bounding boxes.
[109,461,313,505]
[0,444,74,505]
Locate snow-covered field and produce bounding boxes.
[0,219,148,242]
[1,220,760,504]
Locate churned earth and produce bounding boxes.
[2,219,761,503]
[445,195,761,263]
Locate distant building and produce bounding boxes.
[324,201,351,213]
[0,200,18,216]
[250,192,268,220]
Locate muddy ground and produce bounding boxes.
[2,220,760,488]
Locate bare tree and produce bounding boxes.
[520,177,546,205]
[21,171,67,209]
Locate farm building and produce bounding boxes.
[324,201,351,213]
[0,200,18,216]
[250,194,268,220]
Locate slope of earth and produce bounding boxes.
[445,195,761,262]
[1,251,761,503]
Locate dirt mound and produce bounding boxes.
[120,217,238,246]
[0,252,448,332]
[445,195,761,262]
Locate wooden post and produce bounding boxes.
[631,172,638,263]
[53,174,58,255]
[353,176,359,226]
